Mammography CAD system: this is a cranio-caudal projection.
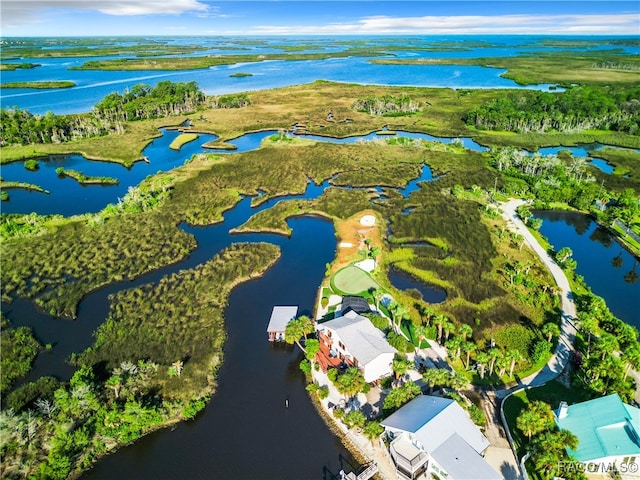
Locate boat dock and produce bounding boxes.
[266,306,298,342]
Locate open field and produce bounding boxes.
[331,265,381,295]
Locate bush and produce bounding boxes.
[5,377,61,412]
[387,332,414,353]
[24,159,39,170]
[333,407,345,420]
[494,324,535,356]
[317,385,329,399]
[343,409,366,430]
[531,339,552,363]
[363,313,391,332]
[182,397,207,419]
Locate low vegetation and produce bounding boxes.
[0,81,75,89]
[55,167,119,185]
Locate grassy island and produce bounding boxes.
[169,132,199,150]
[55,167,119,185]
[229,72,253,77]
[1,81,76,89]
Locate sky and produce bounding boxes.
[1,1,639,37]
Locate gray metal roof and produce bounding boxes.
[319,310,396,366]
[380,395,490,455]
[266,306,298,333]
[431,434,502,480]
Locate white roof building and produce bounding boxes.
[266,306,298,342]
[380,395,502,480]
[316,310,396,383]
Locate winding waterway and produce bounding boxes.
[4,178,360,479]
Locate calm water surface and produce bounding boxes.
[534,210,640,328]
[5,34,627,115]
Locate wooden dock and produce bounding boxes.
[339,461,378,480]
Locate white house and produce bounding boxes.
[380,395,502,480]
[316,309,396,383]
[266,306,298,342]
[555,393,640,478]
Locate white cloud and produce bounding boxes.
[248,13,640,35]
[1,0,210,28]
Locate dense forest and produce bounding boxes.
[0,81,206,147]
[465,85,640,134]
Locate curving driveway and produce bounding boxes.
[479,200,580,480]
[500,199,577,388]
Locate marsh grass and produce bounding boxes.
[169,133,199,150]
[79,243,280,399]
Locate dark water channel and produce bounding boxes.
[4,178,359,479]
[534,210,640,329]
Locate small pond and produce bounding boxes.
[388,266,447,304]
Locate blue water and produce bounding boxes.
[5,34,633,115]
[6,127,627,216]
[534,210,640,328]
[588,158,615,174]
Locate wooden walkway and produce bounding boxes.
[339,462,378,480]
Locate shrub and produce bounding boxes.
[531,339,552,363]
[387,332,414,353]
[24,159,39,170]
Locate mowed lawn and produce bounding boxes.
[331,265,380,295]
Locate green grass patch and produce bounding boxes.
[331,265,381,296]
[56,168,119,185]
[169,133,199,151]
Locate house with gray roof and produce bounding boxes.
[380,395,501,480]
[555,393,640,477]
[316,309,396,383]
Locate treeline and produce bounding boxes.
[466,86,640,134]
[0,108,116,146]
[352,94,422,116]
[491,147,601,210]
[93,80,205,122]
[0,81,206,147]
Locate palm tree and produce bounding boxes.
[392,355,411,386]
[596,332,619,361]
[285,315,314,353]
[475,351,490,379]
[171,360,183,377]
[363,420,384,447]
[413,324,429,351]
[305,339,320,366]
[488,348,502,377]
[419,306,435,326]
[335,367,367,405]
[462,342,477,370]
[579,314,599,359]
[105,375,123,399]
[541,322,561,343]
[622,343,640,379]
[517,408,546,441]
[458,324,473,342]
[446,336,464,360]
[506,349,524,378]
[422,368,450,394]
[433,314,448,344]
[442,319,455,343]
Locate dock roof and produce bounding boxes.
[266,306,298,333]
